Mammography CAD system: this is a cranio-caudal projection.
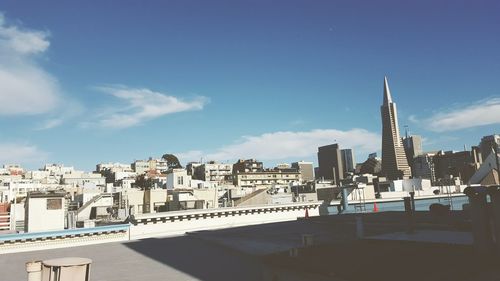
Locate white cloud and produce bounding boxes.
[36,118,64,130]
[35,100,84,130]
[0,142,48,165]
[420,97,500,132]
[0,13,61,115]
[93,85,208,128]
[0,15,49,54]
[177,128,380,163]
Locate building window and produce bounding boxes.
[178,176,184,185]
[47,198,62,210]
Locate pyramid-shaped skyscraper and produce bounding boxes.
[380,77,412,180]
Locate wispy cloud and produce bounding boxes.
[35,100,84,130]
[415,97,500,132]
[0,13,61,115]
[0,142,48,165]
[177,128,380,163]
[36,118,64,130]
[289,119,306,127]
[89,85,208,128]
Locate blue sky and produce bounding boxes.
[0,0,499,171]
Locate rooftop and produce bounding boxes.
[2,211,500,281]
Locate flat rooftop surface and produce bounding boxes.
[367,230,474,245]
[1,211,498,281]
[0,235,265,281]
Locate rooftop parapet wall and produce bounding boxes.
[0,202,321,253]
[0,224,129,254]
[130,202,321,239]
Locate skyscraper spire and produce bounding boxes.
[383,76,392,106]
[380,76,412,180]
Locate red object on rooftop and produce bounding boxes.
[373,202,379,212]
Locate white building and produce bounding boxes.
[0,179,45,203]
[24,191,65,233]
[43,164,75,177]
[166,169,193,189]
[234,169,301,187]
[114,171,137,181]
[194,162,232,183]
[62,172,105,187]
[96,162,133,173]
[389,178,432,192]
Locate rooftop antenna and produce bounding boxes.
[404,125,409,138]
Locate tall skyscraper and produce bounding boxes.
[341,149,355,175]
[380,77,412,180]
[317,143,344,185]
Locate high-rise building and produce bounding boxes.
[380,77,412,180]
[317,143,344,185]
[403,135,422,161]
[412,152,437,184]
[479,134,500,162]
[291,161,314,183]
[340,149,355,175]
[403,134,423,175]
[359,157,382,175]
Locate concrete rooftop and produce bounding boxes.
[1,211,497,281]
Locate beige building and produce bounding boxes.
[291,161,314,183]
[234,169,301,187]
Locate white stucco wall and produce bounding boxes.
[26,197,64,233]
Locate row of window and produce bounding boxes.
[239,174,299,179]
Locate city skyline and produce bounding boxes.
[0,1,499,171]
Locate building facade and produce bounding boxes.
[193,161,233,183]
[340,149,355,175]
[412,152,437,183]
[317,143,344,185]
[403,135,422,162]
[24,191,65,233]
[233,169,301,187]
[433,149,481,184]
[233,159,264,173]
[291,161,314,183]
[480,134,500,162]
